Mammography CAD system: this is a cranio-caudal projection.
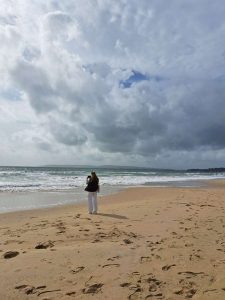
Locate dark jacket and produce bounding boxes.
[85,178,99,192]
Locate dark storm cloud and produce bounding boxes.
[11,61,57,113]
[84,79,225,155]
[50,122,87,146]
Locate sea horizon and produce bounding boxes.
[1,164,225,171]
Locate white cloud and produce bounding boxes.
[0,0,225,168]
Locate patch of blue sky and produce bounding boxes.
[119,70,163,88]
[0,88,22,101]
[83,66,164,88]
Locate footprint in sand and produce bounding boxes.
[15,285,52,296]
[189,249,202,261]
[131,271,140,276]
[92,239,101,243]
[162,264,176,271]
[66,291,76,296]
[120,282,131,287]
[184,227,192,231]
[123,239,133,245]
[35,241,54,249]
[102,263,120,268]
[3,251,19,259]
[129,274,164,300]
[178,271,205,279]
[4,240,24,245]
[70,266,85,274]
[140,256,152,263]
[82,283,104,295]
[128,286,142,299]
[107,255,120,261]
[174,279,197,299]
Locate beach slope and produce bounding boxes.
[1,184,225,299]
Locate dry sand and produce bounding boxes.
[1,182,225,299]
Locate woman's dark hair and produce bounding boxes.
[91,171,98,182]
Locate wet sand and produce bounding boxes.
[1,182,225,299]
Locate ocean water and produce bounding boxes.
[0,166,224,213]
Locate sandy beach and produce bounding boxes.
[1,182,225,299]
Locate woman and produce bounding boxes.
[85,171,99,214]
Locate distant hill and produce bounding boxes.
[41,165,225,173]
[187,168,225,173]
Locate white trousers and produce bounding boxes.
[88,192,98,213]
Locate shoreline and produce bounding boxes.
[0,177,222,215]
[0,185,125,215]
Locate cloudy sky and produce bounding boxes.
[0,0,225,169]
